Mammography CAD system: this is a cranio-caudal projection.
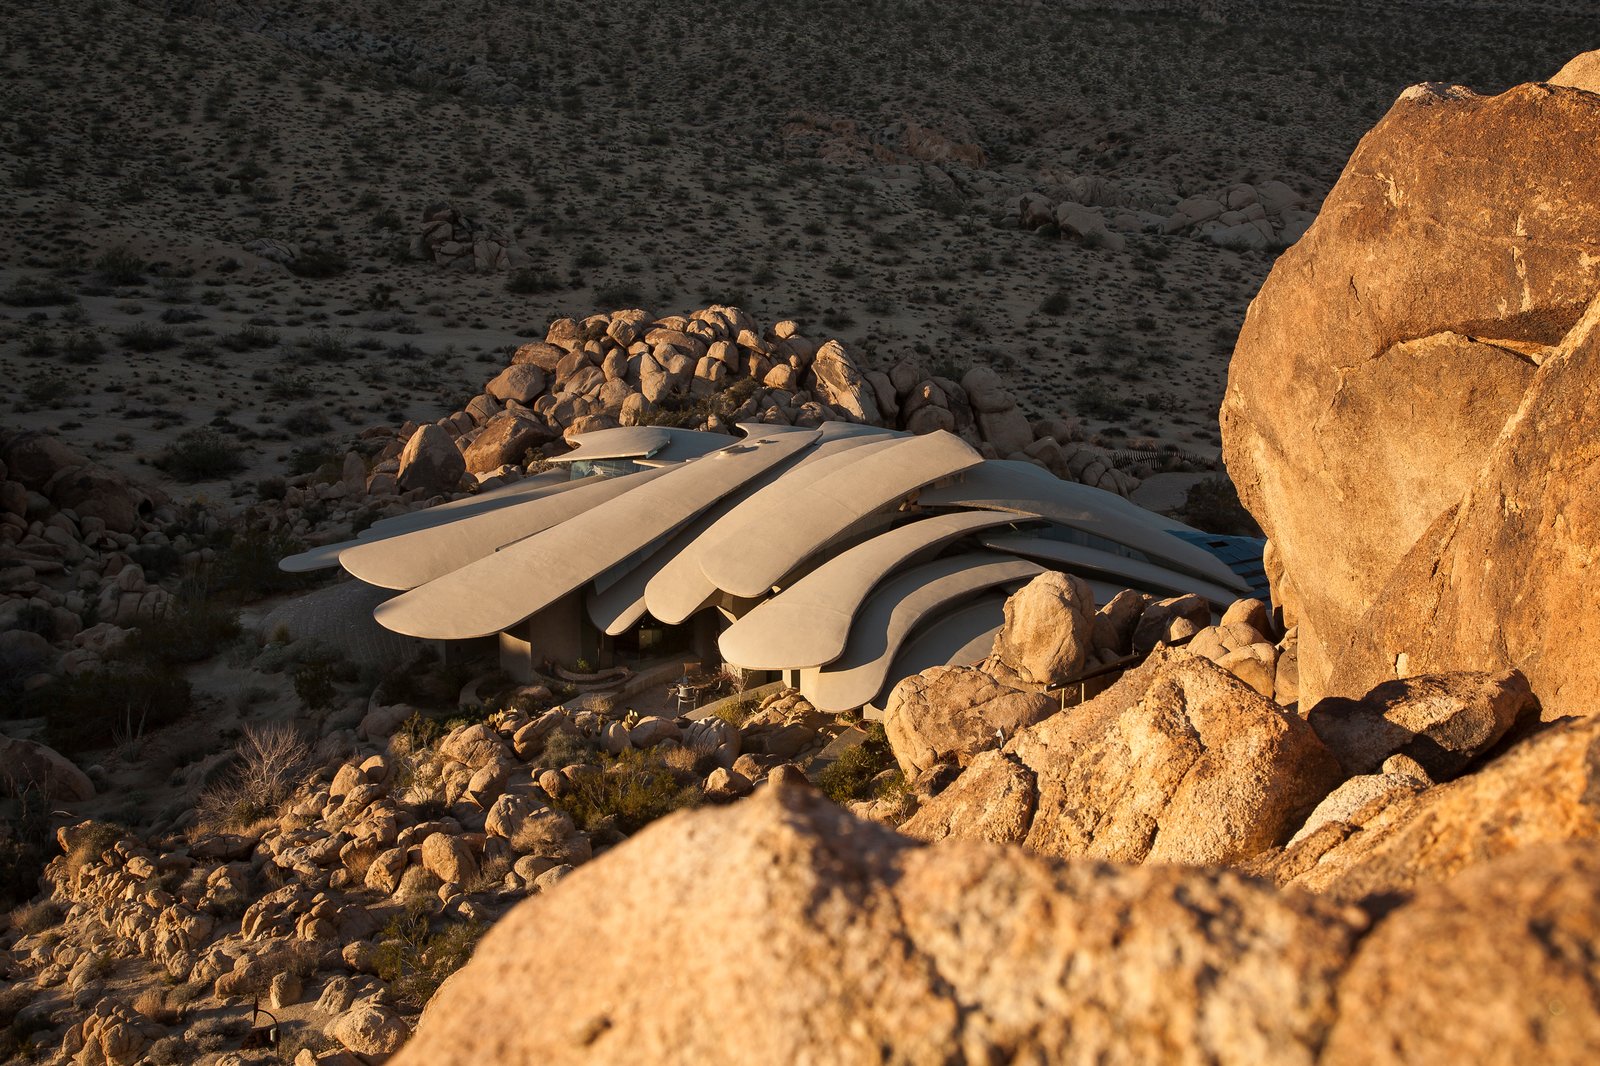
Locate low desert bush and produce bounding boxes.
[549,748,700,835]
[196,723,312,832]
[815,723,899,805]
[1177,475,1263,537]
[95,246,146,285]
[0,789,51,910]
[374,909,486,1010]
[287,246,348,278]
[155,428,246,481]
[30,664,193,753]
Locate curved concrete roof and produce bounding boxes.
[583,435,872,635]
[373,428,821,639]
[640,426,900,625]
[717,510,1021,670]
[543,426,674,463]
[880,592,1008,684]
[796,552,1043,712]
[696,431,985,601]
[979,530,1245,607]
[918,460,1250,593]
[279,471,586,574]
[337,465,671,591]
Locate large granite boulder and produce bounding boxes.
[1249,716,1600,902]
[987,571,1096,687]
[1322,841,1600,1064]
[394,784,1365,1065]
[397,424,466,495]
[901,649,1343,865]
[1220,63,1600,710]
[1306,670,1536,780]
[1331,299,1600,715]
[882,666,1057,778]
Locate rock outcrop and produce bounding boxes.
[881,666,1057,778]
[398,784,1600,1065]
[395,784,1366,1065]
[1249,715,1600,902]
[901,649,1342,865]
[1220,63,1600,711]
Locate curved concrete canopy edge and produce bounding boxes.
[717,510,1022,670]
[919,460,1249,593]
[640,426,900,625]
[698,431,985,601]
[979,531,1246,607]
[797,551,1044,712]
[372,428,820,639]
[278,471,585,574]
[338,465,671,591]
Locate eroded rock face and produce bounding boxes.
[1322,841,1600,1065]
[397,424,466,495]
[986,571,1096,687]
[881,665,1057,778]
[395,784,1365,1066]
[1220,67,1600,708]
[901,649,1342,865]
[1306,670,1536,779]
[1329,298,1600,716]
[1249,716,1600,902]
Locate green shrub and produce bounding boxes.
[0,276,76,307]
[549,748,700,835]
[505,268,561,295]
[124,595,240,666]
[292,661,338,710]
[217,324,279,352]
[155,428,246,482]
[373,909,485,1011]
[0,789,50,910]
[119,323,180,352]
[815,723,899,805]
[305,329,352,362]
[95,246,146,285]
[28,664,193,753]
[210,526,309,600]
[1177,476,1263,537]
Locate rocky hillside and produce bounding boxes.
[390,52,1600,1064]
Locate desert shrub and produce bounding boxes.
[196,723,312,832]
[1177,475,1264,537]
[815,723,898,805]
[505,267,561,295]
[122,595,240,665]
[373,909,486,1010]
[61,821,124,884]
[593,282,642,307]
[155,428,245,481]
[1073,382,1133,423]
[7,898,59,935]
[217,324,279,352]
[305,328,352,362]
[1039,290,1071,315]
[287,246,347,278]
[549,748,700,835]
[0,276,76,307]
[209,525,309,600]
[0,788,51,910]
[291,660,338,710]
[62,332,105,364]
[28,664,192,753]
[18,371,71,410]
[711,697,758,729]
[95,246,146,285]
